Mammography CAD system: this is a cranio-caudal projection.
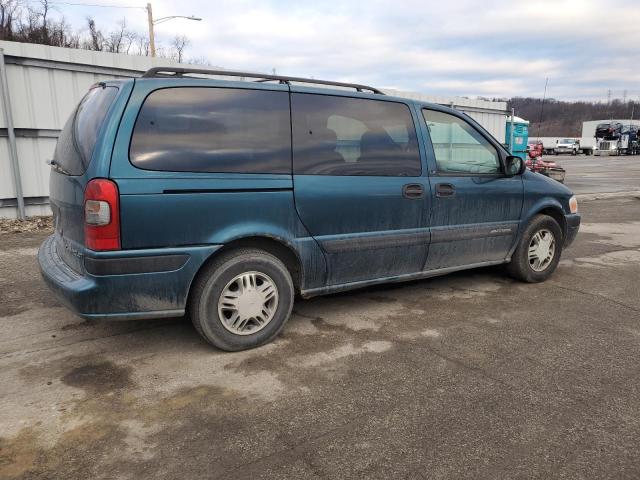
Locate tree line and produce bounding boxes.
[0,0,202,63]
[508,97,638,137]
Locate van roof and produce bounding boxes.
[135,66,460,114]
[141,67,385,95]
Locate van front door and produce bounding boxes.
[291,92,430,286]
[421,108,523,270]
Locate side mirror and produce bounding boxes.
[505,155,525,176]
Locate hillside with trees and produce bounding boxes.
[508,97,638,137]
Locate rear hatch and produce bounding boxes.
[49,84,119,272]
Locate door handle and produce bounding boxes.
[435,183,455,197]
[402,183,424,199]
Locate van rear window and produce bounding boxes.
[129,87,291,174]
[53,85,118,175]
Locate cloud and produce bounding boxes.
[53,0,640,101]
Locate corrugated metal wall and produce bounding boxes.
[0,40,508,218]
[0,40,191,218]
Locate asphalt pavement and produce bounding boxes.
[559,153,640,195]
[1,156,639,479]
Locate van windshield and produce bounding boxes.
[53,85,118,175]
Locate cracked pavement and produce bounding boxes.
[1,189,640,478]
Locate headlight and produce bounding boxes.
[569,196,578,214]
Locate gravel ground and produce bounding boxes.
[0,217,52,235]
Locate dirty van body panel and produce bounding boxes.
[49,172,86,273]
[292,176,428,285]
[116,181,327,290]
[40,234,220,318]
[518,170,577,247]
[48,80,134,273]
[418,105,524,270]
[109,79,328,292]
[425,175,523,268]
[290,89,430,286]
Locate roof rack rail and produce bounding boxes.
[140,67,384,95]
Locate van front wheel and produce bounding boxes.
[189,248,294,351]
[506,215,563,283]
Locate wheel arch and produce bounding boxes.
[525,200,567,241]
[537,206,567,240]
[187,235,304,306]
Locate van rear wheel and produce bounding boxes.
[189,248,294,351]
[506,214,563,283]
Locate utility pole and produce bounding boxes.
[145,3,201,58]
[147,3,156,57]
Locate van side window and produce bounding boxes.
[130,87,291,174]
[292,94,421,176]
[422,109,500,174]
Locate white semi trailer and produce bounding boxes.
[582,120,640,156]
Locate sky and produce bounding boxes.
[41,0,640,101]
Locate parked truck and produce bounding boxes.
[554,138,579,155]
[531,137,595,155]
[594,122,639,155]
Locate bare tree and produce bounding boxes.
[0,2,197,61]
[85,17,103,51]
[171,34,190,63]
[104,18,127,53]
[0,0,20,40]
[39,0,50,42]
[132,33,150,56]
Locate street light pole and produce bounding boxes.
[146,3,156,57]
[146,3,201,58]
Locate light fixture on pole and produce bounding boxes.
[146,3,202,58]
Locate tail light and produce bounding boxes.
[84,179,120,251]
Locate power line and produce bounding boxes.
[28,1,144,9]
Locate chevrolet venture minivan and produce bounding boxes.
[39,67,580,351]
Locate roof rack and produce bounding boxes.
[140,67,384,95]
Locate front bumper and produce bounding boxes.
[564,213,581,247]
[38,235,221,320]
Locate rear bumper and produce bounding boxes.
[38,235,221,320]
[564,213,580,247]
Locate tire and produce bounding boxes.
[189,248,294,351]
[506,214,563,283]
